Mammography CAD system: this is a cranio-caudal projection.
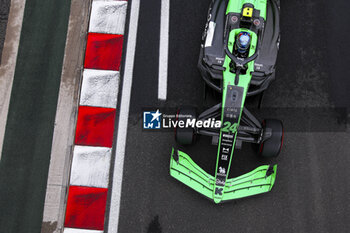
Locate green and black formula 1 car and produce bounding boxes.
[170,0,283,203]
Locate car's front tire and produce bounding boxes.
[258,119,284,158]
[175,107,197,145]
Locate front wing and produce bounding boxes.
[169,148,277,203]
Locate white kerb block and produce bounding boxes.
[70,146,112,188]
[80,69,119,108]
[89,1,128,35]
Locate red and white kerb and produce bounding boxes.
[64,1,128,232]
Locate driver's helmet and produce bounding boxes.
[236,32,251,54]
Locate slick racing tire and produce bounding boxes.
[175,107,197,145]
[258,119,284,158]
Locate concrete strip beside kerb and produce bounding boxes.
[0,0,26,160]
[41,1,92,233]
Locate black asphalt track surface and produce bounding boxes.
[0,1,71,232]
[0,0,349,232]
[117,1,350,233]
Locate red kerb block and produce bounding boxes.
[84,33,124,70]
[75,106,116,148]
[64,186,108,230]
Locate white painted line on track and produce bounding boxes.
[158,0,170,101]
[107,0,140,232]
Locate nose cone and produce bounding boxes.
[213,195,223,204]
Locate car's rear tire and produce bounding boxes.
[258,119,283,158]
[175,107,197,145]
